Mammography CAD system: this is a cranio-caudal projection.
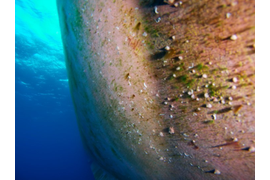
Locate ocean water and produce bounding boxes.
[15,0,95,179]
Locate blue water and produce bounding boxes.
[15,0,95,179]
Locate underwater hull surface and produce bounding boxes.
[57,0,255,179]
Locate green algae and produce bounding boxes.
[144,25,160,38]
[178,75,188,83]
[203,120,214,124]
[196,63,209,71]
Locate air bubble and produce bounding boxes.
[232,77,238,83]
[214,169,221,175]
[230,34,238,41]
[226,12,231,18]
[206,103,212,108]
